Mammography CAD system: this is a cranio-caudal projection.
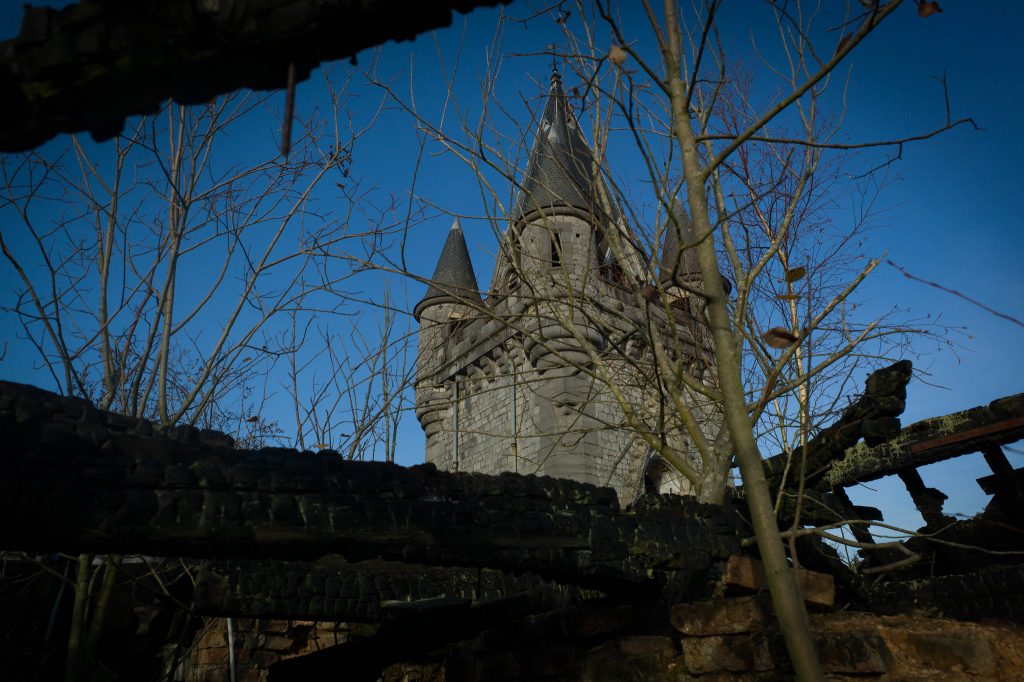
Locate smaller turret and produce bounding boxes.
[658,200,730,307]
[658,200,700,289]
[413,217,482,322]
[414,218,482,456]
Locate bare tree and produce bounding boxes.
[0,72,414,679]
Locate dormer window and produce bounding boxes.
[595,228,627,285]
[595,229,609,266]
[449,320,468,343]
[448,311,468,341]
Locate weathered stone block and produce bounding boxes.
[250,650,279,667]
[241,632,265,649]
[615,635,678,657]
[680,633,773,674]
[888,630,995,678]
[808,613,1024,681]
[670,596,767,636]
[580,636,678,682]
[814,631,890,674]
[197,665,230,682]
[196,645,229,667]
[261,634,296,651]
[723,555,834,610]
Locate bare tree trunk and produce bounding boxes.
[661,0,823,677]
[84,555,122,674]
[64,554,92,682]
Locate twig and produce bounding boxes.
[886,259,1024,330]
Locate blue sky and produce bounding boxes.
[1,2,1022,530]
[355,2,1024,527]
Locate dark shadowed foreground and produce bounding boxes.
[2,378,1024,680]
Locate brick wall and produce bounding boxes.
[180,618,352,682]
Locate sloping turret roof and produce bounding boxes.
[511,70,619,223]
[414,218,482,320]
[658,199,733,295]
[658,200,700,283]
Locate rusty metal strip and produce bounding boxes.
[909,415,1024,454]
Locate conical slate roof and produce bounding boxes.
[659,200,700,283]
[414,218,482,320]
[511,70,619,223]
[658,200,733,295]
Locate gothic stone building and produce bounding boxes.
[414,70,719,505]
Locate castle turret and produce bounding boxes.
[496,68,648,489]
[658,199,701,311]
[659,200,699,284]
[414,217,481,322]
[414,69,719,506]
[498,69,650,371]
[658,199,730,309]
[511,69,617,225]
[414,218,481,454]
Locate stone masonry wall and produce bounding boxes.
[379,599,1024,681]
[427,351,664,505]
[417,206,718,505]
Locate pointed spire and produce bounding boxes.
[414,218,482,321]
[511,69,620,223]
[659,200,700,284]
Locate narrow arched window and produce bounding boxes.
[550,233,562,267]
[643,458,671,495]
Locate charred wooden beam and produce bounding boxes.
[897,468,953,529]
[978,444,1024,518]
[762,360,913,491]
[823,393,1024,489]
[0,380,741,591]
[0,0,510,152]
[195,557,566,622]
[858,563,1024,622]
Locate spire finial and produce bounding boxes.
[548,45,560,85]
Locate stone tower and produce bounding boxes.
[414,70,716,505]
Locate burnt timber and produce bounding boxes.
[3,372,1024,681]
[825,393,1024,489]
[0,0,510,152]
[0,380,741,593]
